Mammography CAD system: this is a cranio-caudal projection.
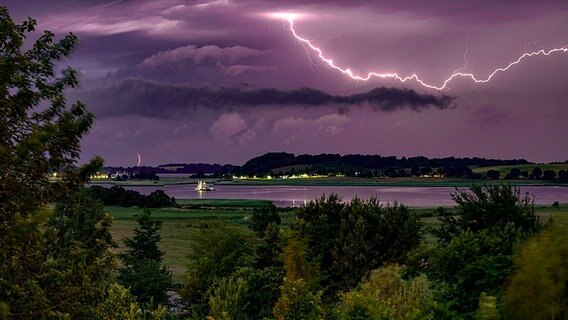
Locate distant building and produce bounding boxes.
[110,170,131,179]
[90,172,110,179]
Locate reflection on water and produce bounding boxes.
[113,184,568,207]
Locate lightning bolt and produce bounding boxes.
[452,38,469,74]
[281,16,568,90]
[136,153,141,167]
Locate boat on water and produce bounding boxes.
[195,180,216,191]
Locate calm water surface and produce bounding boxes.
[116,184,567,207]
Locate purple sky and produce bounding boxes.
[6,0,568,165]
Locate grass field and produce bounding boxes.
[108,200,290,282]
[111,219,194,282]
[176,198,273,208]
[108,206,252,222]
[108,200,568,283]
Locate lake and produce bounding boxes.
[112,184,568,207]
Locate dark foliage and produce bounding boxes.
[422,185,545,319]
[122,210,165,261]
[293,194,422,296]
[504,216,568,320]
[505,168,521,179]
[181,224,255,317]
[436,185,543,243]
[428,231,513,316]
[248,204,282,236]
[86,185,176,208]
[239,152,528,176]
[557,170,568,183]
[120,189,143,207]
[51,191,117,258]
[241,152,297,174]
[542,169,557,180]
[132,171,160,180]
[486,169,500,179]
[141,190,177,208]
[0,5,98,233]
[530,167,543,179]
[0,6,118,318]
[241,223,285,319]
[106,163,237,176]
[118,210,172,306]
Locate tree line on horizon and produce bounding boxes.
[105,152,534,178]
[239,152,532,175]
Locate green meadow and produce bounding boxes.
[108,200,568,283]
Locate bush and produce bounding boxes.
[141,190,176,208]
[181,224,254,318]
[86,186,176,208]
[208,276,249,320]
[248,204,281,236]
[425,185,546,318]
[334,265,434,320]
[293,195,422,295]
[504,217,568,320]
[427,230,512,316]
[436,185,543,244]
[486,170,500,180]
[235,267,284,319]
[119,190,143,207]
[273,279,323,320]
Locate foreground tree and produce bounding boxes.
[181,223,254,318]
[273,279,323,320]
[435,185,542,244]
[45,192,118,317]
[248,204,281,237]
[118,210,172,307]
[504,216,568,320]
[422,185,545,319]
[333,265,434,320]
[208,275,249,320]
[293,195,422,296]
[0,6,98,224]
[0,6,121,318]
[426,230,511,317]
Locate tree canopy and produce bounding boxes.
[293,194,422,296]
[0,6,119,318]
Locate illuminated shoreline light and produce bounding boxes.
[275,13,568,90]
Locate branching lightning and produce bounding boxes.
[452,38,469,75]
[274,13,568,90]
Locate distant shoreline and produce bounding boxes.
[89,176,567,188]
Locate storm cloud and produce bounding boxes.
[4,0,567,165]
[79,79,454,118]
